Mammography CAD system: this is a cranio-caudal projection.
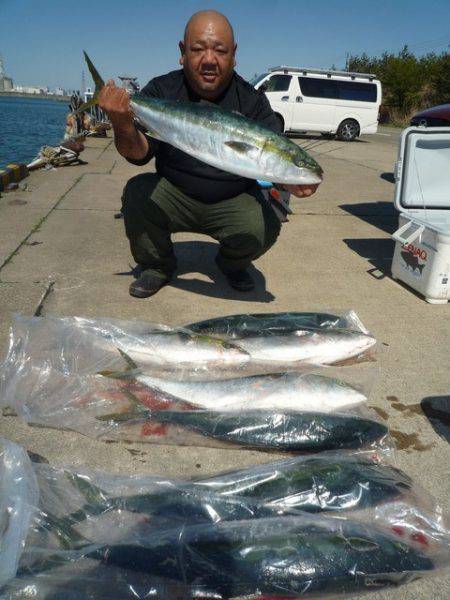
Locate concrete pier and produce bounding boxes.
[0,129,448,598]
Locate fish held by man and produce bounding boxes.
[81,52,323,185]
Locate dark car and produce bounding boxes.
[410,103,450,127]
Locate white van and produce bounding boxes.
[252,66,382,141]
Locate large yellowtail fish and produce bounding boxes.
[81,52,323,185]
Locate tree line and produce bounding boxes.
[348,46,450,125]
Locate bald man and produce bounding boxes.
[99,10,320,298]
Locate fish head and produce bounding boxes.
[357,417,389,445]
[328,376,368,405]
[289,144,324,185]
[259,135,323,185]
[336,330,377,363]
[311,330,377,364]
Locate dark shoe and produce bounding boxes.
[215,258,255,292]
[129,272,168,298]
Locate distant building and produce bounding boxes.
[13,85,46,94]
[118,75,139,93]
[54,87,67,96]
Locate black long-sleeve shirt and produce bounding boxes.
[126,69,281,203]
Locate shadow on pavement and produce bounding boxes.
[340,201,398,234]
[421,396,450,444]
[288,133,369,144]
[114,240,275,303]
[343,238,394,278]
[380,172,395,184]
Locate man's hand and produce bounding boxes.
[98,79,133,126]
[98,79,150,162]
[283,183,321,198]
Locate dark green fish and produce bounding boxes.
[59,472,276,528]
[187,311,348,339]
[37,454,411,543]
[89,516,434,597]
[200,454,413,512]
[149,409,388,451]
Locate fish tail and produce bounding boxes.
[97,348,140,379]
[66,471,109,507]
[96,408,151,423]
[75,51,105,113]
[39,511,88,549]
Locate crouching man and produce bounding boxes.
[99,10,320,297]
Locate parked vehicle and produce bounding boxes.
[252,67,382,141]
[410,103,450,127]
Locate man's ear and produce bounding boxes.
[179,41,185,66]
[232,44,237,68]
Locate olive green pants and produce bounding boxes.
[122,173,281,282]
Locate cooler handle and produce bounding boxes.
[391,222,425,245]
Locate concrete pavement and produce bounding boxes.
[0,130,448,598]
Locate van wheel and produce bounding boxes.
[336,119,359,141]
[275,114,285,133]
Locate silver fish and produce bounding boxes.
[137,372,367,413]
[95,330,250,372]
[234,329,377,365]
[83,52,323,185]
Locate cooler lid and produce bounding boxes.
[394,126,450,214]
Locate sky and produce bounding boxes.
[1,0,450,91]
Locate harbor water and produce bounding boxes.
[0,96,67,169]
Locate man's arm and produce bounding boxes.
[98,79,152,163]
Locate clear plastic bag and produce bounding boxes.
[1,440,448,598]
[0,313,378,397]
[0,439,39,589]
[26,451,447,530]
[2,368,388,450]
[14,514,445,599]
[0,315,384,450]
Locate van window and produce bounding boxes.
[298,77,339,99]
[338,80,377,102]
[265,74,292,92]
[299,76,377,102]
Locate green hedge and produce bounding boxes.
[348,46,450,126]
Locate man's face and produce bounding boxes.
[180,17,236,100]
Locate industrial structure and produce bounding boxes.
[0,55,13,91]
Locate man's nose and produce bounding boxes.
[202,48,218,65]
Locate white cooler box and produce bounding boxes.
[391,126,450,304]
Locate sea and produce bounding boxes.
[0,95,68,169]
